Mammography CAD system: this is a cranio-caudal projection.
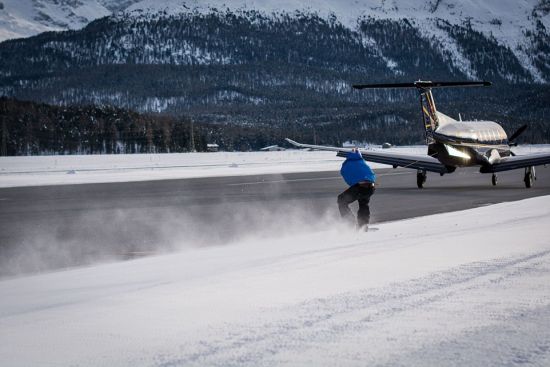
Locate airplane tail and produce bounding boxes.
[419,88,439,142]
[352,81,491,144]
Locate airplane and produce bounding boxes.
[286,80,550,189]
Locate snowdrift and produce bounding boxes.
[1,195,550,366]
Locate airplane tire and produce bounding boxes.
[417,171,426,189]
[492,174,497,186]
[524,171,533,188]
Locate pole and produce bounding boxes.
[189,119,195,152]
[313,125,317,145]
[1,120,7,156]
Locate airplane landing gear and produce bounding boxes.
[524,166,536,188]
[417,169,427,189]
[492,173,497,186]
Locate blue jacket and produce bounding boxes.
[340,150,376,186]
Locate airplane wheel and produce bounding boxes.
[492,174,497,186]
[524,167,534,188]
[417,170,427,189]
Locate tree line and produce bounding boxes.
[0,97,321,155]
[2,94,548,156]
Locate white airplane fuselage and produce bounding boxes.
[427,112,512,169]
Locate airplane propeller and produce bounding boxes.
[508,124,527,156]
[508,124,527,145]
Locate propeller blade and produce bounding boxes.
[352,81,491,90]
[509,124,527,142]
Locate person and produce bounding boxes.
[337,148,376,230]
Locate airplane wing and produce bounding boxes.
[484,152,550,173]
[285,138,451,174]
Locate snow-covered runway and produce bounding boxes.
[2,145,548,188]
[1,196,549,366]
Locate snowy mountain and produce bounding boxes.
[0,0,548,81]
[0,0,125,40]
[0,0,548,139]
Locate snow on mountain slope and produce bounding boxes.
[1,1,547,81]
[127,0,541,34]
[1,195,549,365]
[0,0,109,40]
[127,0,548,81]
[0,0,145,41]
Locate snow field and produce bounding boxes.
[0,147,410,188]
[1,145,549,188]
[0,195,550,366]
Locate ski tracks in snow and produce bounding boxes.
[156,250,550,367]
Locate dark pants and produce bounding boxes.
[337,182,375,227]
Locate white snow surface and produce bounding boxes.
[0,146,406,188]
[127,0,543,34]
[1,145,550,188]
[1,194,550,366]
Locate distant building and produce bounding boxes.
[260,145,286,151]
[342,140,368,149]
[206,143,219,152]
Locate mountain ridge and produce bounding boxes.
[1,1,548,82]
[0,1,548,149]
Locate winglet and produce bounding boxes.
[285,138,353,153]
[285,138,302,147]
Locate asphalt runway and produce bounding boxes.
[1,165,549,276]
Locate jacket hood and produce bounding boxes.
[346,150,363,160]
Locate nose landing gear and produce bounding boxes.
[492,173,498,186]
